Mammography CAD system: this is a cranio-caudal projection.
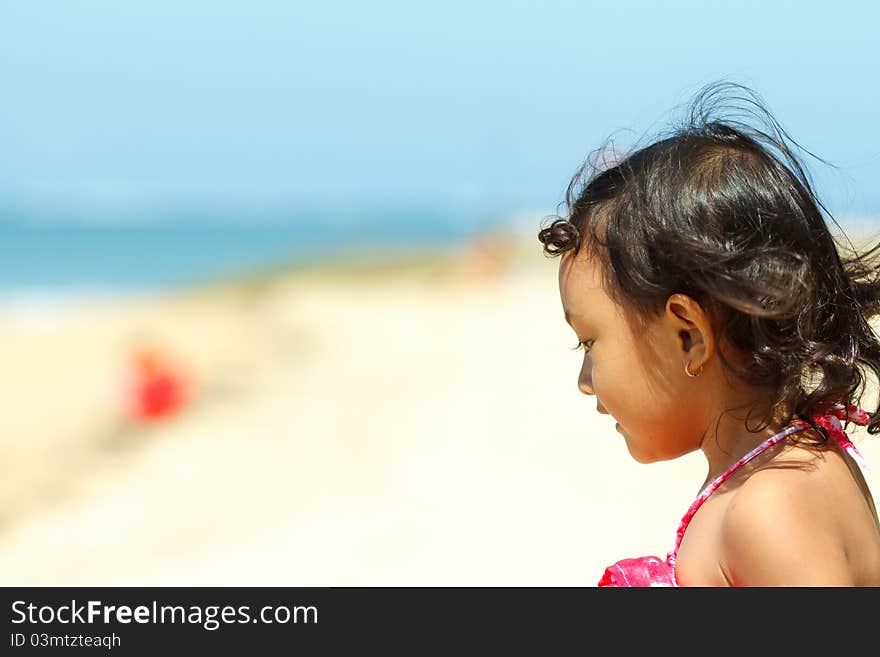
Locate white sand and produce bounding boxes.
[0,233,878,585]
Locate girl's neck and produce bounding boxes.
[698,403,805,490]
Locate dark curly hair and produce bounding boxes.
[538,81,880,440]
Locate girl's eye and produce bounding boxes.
[571,339,594,353]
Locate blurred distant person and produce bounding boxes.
[450,229,516,284]
[125,341,190,423]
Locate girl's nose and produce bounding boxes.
[578,359,594,396]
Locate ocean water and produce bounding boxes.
[5,201,873,304]
[0,204,514,297]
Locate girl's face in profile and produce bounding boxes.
[558,249,704,463]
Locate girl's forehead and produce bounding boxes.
[559,251,603,294]
[559,251,609,318]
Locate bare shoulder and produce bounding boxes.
[719,444,880,586]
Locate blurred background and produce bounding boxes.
[1,0,879,585]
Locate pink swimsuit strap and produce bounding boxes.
[667,403,872,570]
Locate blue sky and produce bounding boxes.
[2,1,879,220]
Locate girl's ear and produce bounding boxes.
[664,293,714,365]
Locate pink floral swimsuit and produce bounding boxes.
[597,404,872,587]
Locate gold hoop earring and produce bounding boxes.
[685,361,703,378]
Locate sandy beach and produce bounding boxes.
[1,228,879,586]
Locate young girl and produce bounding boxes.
[538,82,880,586]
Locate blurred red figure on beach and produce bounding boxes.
[126,343,190,423]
